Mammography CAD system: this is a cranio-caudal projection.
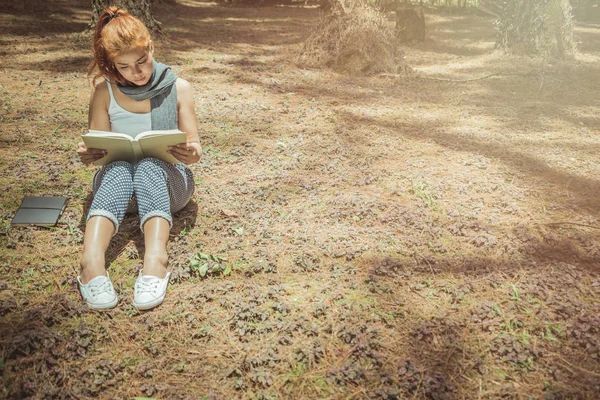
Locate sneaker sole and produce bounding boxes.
[132,296,166,311]
[86,297,118,310]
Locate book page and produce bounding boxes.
[137,129,184,139]
[81,135,135,165]
[138,131,187,163]
[86,130,133,140]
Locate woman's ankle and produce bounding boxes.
[79,253,107,284]
[142,250,168,278]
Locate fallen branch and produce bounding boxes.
[548,352,600,377]
[541,221,600,230]
[417,70,538,82]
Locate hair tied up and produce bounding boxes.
[106,12,120,22]
[88,6,151,84]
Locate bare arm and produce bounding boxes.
[168,78,202,165]
[77,81,111,164]
[88,81,111,131]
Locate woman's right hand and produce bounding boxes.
[77,142,106,165]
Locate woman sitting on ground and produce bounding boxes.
[76,7,201,311]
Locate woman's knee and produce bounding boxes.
[136,157,166,171]
[95,161,135,188]
[134,158,168,186]
[106,160,135,174]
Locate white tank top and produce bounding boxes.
[106,81,152,138]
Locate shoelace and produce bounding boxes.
[136,279,161,295]
[89,279,114,298]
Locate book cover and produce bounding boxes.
[11,196,67,227]
[20,196,67,210]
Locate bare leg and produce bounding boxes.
[142,217,169,278]
[79,216,115,284]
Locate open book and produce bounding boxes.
[81,129,187,165]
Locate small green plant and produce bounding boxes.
[122,303,140,317]
[52,123,63,135]
[515,330,531,345]
[409,177,439,210]
[541,325,563,343]
[313,375,332,396]
[179,221,188,237]
[174,361,186,373]
[373,309,404,322]
[509,355,536,372]
[122,357,138,367]
[289,361,306,377]
[20,267,36,287]
[492,302,504,318]
[189,252,232,277]
[509,284,521,301]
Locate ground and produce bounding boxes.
[1,0,600,399]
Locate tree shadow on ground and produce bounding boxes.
[232,59,600,136]
[228,72,385,106]
[0,0,90,36]
[457,62,600,131]
[0,292,90,398]
[416,37,495,57]
[18,55,91,74]
[154,0,318,56]
[417,12,496,57]
[408,11,600,134]
[339,110,600,212]
[224,52,600,212]
[359,252,600,397]
[575,21,600,53]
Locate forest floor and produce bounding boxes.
[1,0,600,399]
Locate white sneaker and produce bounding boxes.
[132,272,171,311]
[77,274,118,310]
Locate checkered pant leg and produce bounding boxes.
[133,158,195,231]
[87,161,135,231]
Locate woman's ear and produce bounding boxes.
[149,41,154,55]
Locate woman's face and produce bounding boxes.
[113,45,153,86]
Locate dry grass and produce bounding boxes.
[297,0,399,75]
[1,1,600,399]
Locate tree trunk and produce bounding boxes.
[477,0,504,18]
[396,4,426,43]
[90,0,163,35]
[496,0,575,58]
[319,0,333,12]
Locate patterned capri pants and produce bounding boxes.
[87,158,195,232]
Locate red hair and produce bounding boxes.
[88,7,151,84]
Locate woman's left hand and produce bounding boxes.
[168,142,202,165]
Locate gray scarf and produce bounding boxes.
[117,60,178,130]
